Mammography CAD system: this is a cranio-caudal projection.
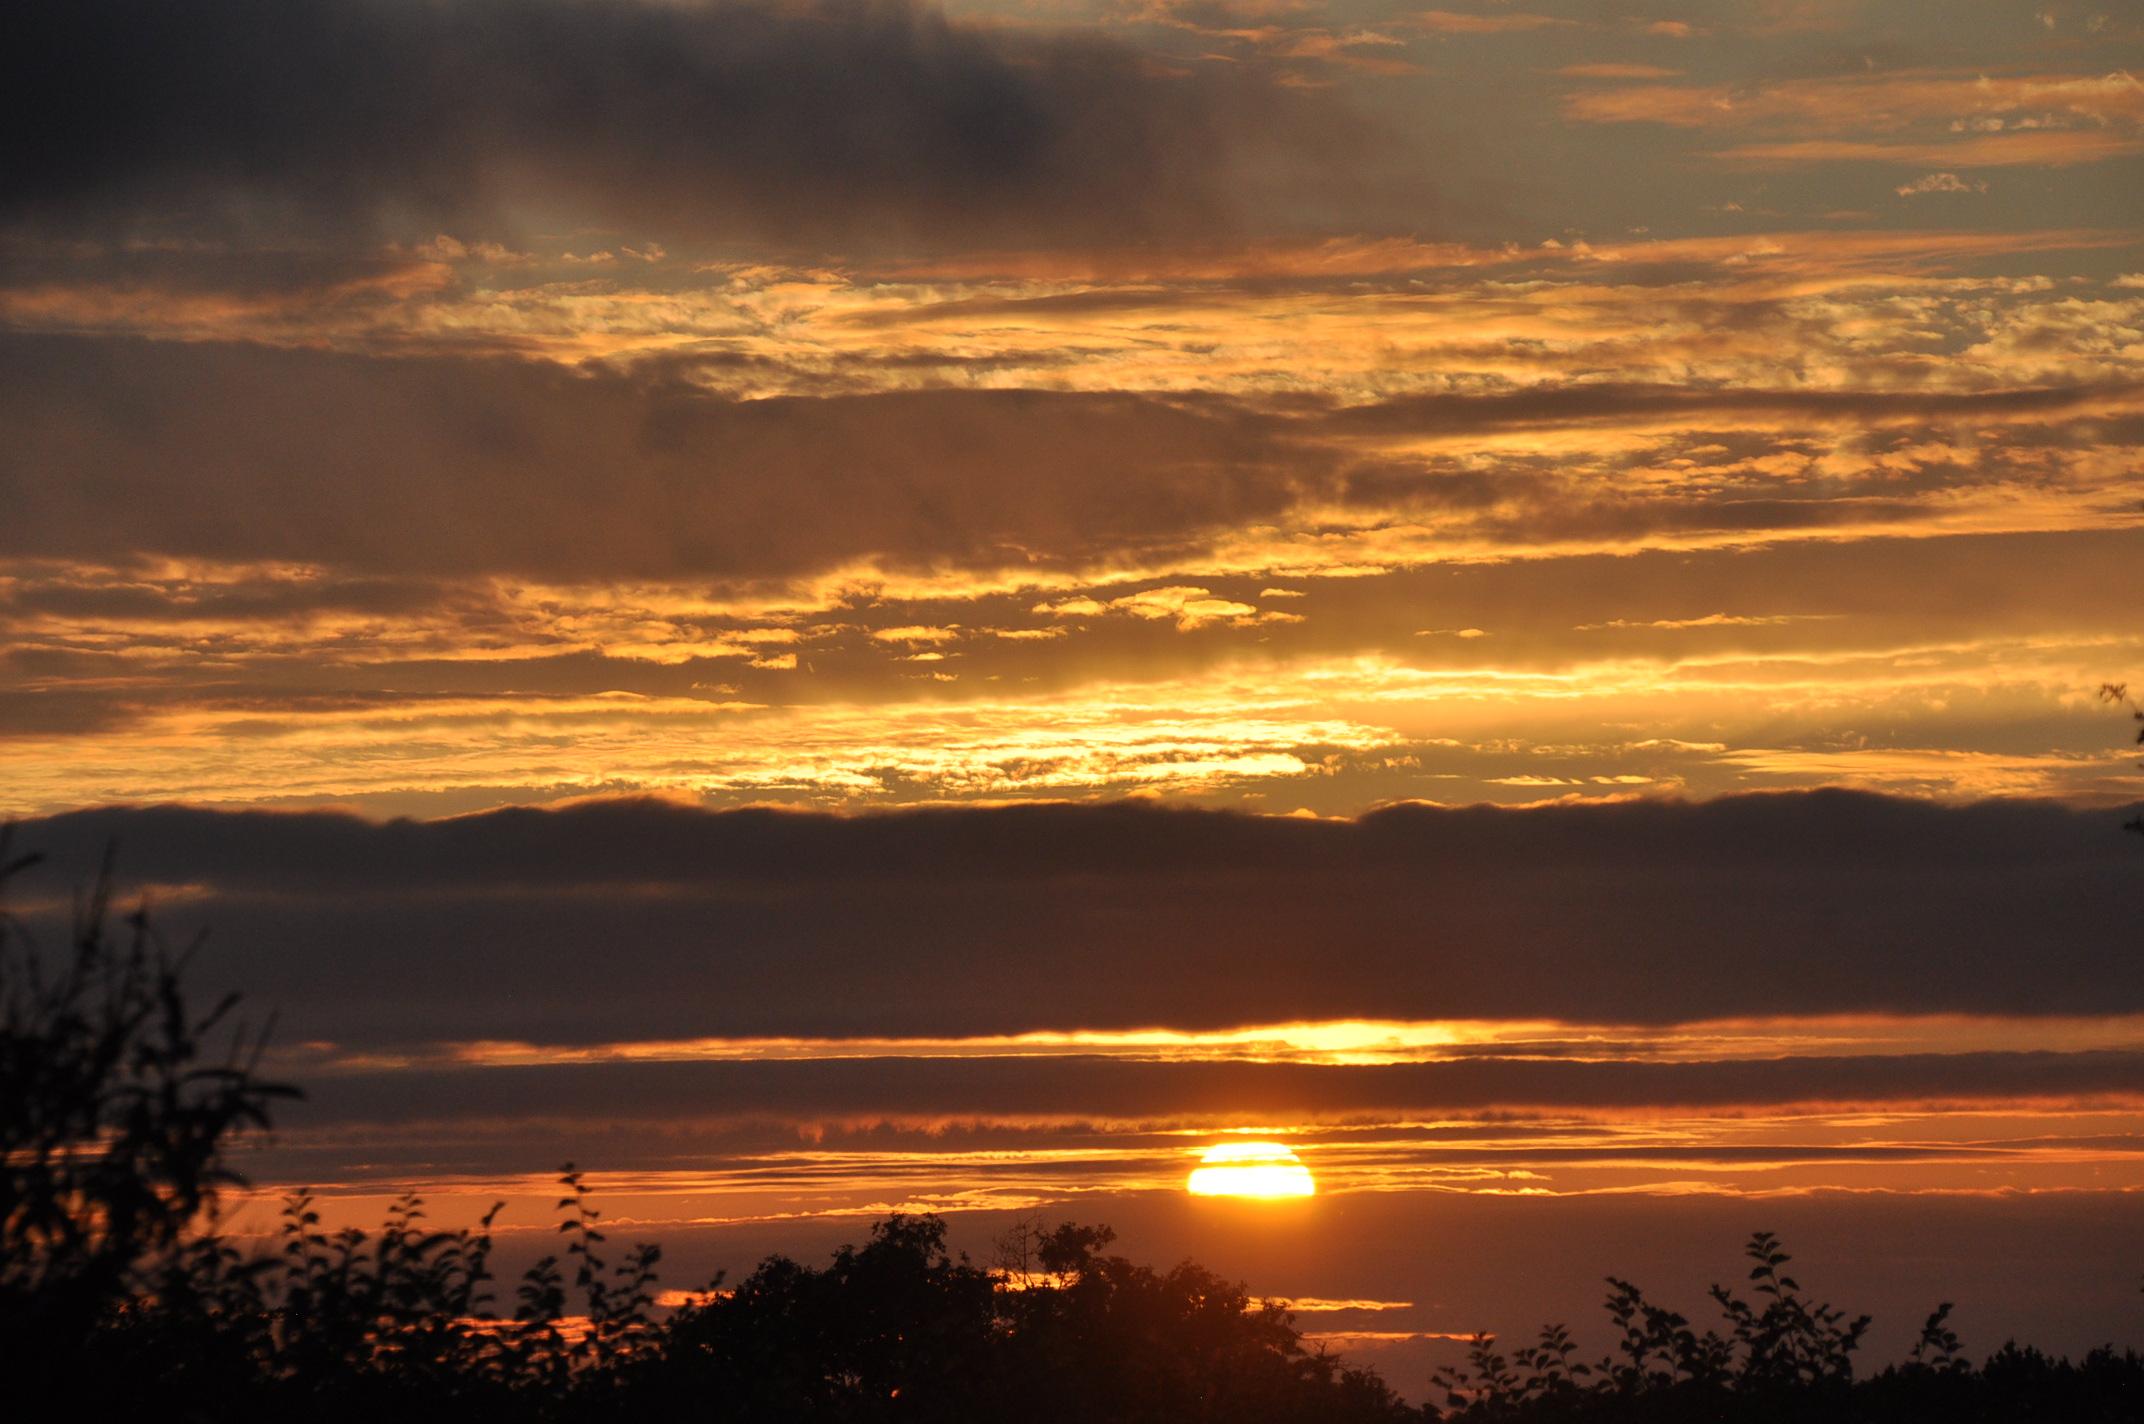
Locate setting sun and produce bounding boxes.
[1186,1141,1316,1199]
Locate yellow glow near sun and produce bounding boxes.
[1186,1141,1316,1199]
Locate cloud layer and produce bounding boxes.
[12,792,2142,1047]
[2,0,1363,251]
[0,334,1312,580]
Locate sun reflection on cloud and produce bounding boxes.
[377,1012,2144,1072]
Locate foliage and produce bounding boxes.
[0,833,296,1352]
[1426,1234,2141,1423]
[2100,682,2144,837]
[631,1212,1410,1424]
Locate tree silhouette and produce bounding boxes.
[0,834,296,1360]
[643,1211,1410,1424]
[2100,683,2144,837]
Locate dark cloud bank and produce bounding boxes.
[1,0,1362,250]
[289,1052,2144,1131]
[11,791,2142,1049]
[5,332,2128,583]
[0,333,1306,581]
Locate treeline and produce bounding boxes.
[1424,1232,2142,1422]
[3,840,2139,1421]
[15,1179,2144,1423]
[23,1186,1410,1423]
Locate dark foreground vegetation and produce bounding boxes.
[4,837,2140,1421]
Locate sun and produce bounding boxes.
[1186,1140,1316,1199]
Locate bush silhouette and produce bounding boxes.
[2100,683,2144,838]
[1426,1232,2141,1422]
[0,834,295,1363]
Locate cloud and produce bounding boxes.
[1563,69,2144,133]
[1413,10,1574,34]
[1033,585,1296,630]
[0,333,1318,581]
[8,791,2142,1048]
[1561,68,2144,169]
[1555,64,1685,79]
[276,1049,2144,1128]
[7,332,2134,588]
[7,523,2142,815]
[1319,379,2144,438]
[0,0,1367,252]
[1897,172,1990,197]
[1715,132,2144,168]
[887,226,2124,284]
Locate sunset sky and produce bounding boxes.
[5,0,2144,1388]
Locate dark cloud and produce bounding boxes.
[0,245,447,309]
[279,1050,2144,1129]
[1,0,1366,252]
[0,569,455,624]
[9,791,2142,1047]
[1336,465,1544,511]
[0,332,1316,580]
[9,332,2130,585]
[1474,493,1940,543]
[1318,381,2144,436]
[0,686,138,738]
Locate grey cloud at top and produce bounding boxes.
[0,0,1371,252]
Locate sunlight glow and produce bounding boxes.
[409,1012,2144,1071]
[1187,1141,1317,1199]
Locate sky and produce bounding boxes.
[4,0,2144,1392]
